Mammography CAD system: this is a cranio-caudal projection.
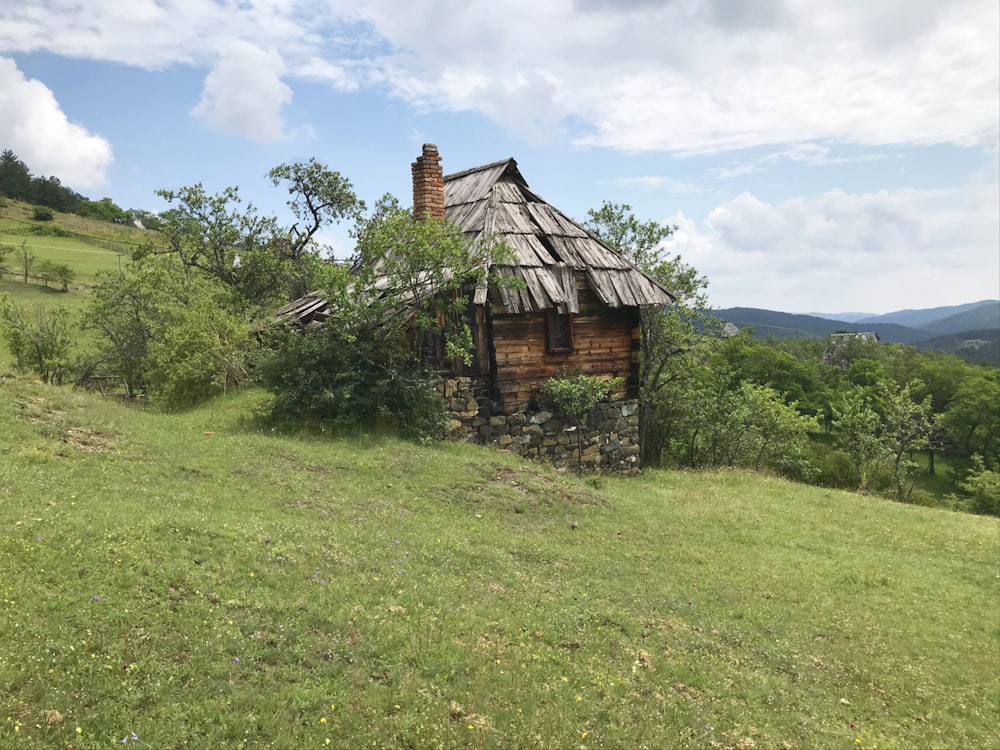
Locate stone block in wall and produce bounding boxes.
[530,411,553,425]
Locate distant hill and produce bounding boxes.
[806,312,874,323]
[712,305,1000,364]
[918,301,1000,335]
[712,307,928,344]
[856,300,999,328]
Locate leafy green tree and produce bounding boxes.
[53,263,75,292]
[877,380,933,502]
[81,259,163,397]
[268,158,365,299]
[959,455,1000,516]
[82,255,251,405]
[833,388,889,493]
[144,277,250,408]
[30,174,81,213]
[260,197,513,437]
[36,259,58,287]
[153,184,281,304]
[582,201,711,466]
[0,296,74,384]
[942,369,1000,466]
[153,161,362,312]
[0,239,10,276]
[77,197,129,225]
[538,369,622,468]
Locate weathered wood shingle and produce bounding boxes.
[444,158,674,313]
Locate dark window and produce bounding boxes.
[546,311,574,353]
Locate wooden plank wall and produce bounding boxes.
[489,279,639,414]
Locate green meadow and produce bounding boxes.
[1,377,997,749]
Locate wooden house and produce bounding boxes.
[279,144,675,415]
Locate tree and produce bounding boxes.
[959,455,1000,516]
[54,263,75,292]
[833,388,889,493]
[152,161,362,312]
[36,259,58,287]
[538,369,621,469]
[82,254,251,405]
[267,158,365,299]
[942,369,1000,466]
[77,197,128,225]
[260,196,514,436]
[153,184,281,301]
[143,276,250,408]
[18,240,33,284]
[31,174,81,213]
[0,296,74,384]
[877,380,933,502]
[0,149,31,200]
[0,239,10,277]
[81,259,163,397]
[582,201,710,466]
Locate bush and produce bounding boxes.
[258,323,445,439]
[32,206,54,221]
[537,369,619,421]
[0,296,74,384]
[961,455,1000,516]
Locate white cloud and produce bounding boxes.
[0,56,112,189]
[713,143,900,180]
[192,41,292,142]
[355,0,1000,154]
[663,183,1000,313]
[2,0,996,155]
[601,175,706,193]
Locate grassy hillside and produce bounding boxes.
[0,198,144,290]
[0,198,149,368]
[1,376,997,749]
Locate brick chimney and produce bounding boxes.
[411,143,445,221]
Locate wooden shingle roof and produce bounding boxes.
[444,158,675,313]
[277,155,675,325]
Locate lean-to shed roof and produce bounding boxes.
[444,158,674,314]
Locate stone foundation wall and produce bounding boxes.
[438,377,640,472]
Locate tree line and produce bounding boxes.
[0,149,161,229]
[0,161,995,517]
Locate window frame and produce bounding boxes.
[545,311,574,354]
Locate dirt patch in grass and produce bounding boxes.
[455,462,602,509]
[62,427,114,453]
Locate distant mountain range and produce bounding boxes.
[712,300,999,364]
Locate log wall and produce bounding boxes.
[489,281,640,414]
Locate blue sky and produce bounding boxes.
[1,0,997,315]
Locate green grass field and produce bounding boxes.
[0,198,142,290]
[1,377,997,749]
[0,199,143,368]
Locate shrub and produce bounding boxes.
[32,206,54,221]
[258,322,445,439]
[0,296,74,384]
